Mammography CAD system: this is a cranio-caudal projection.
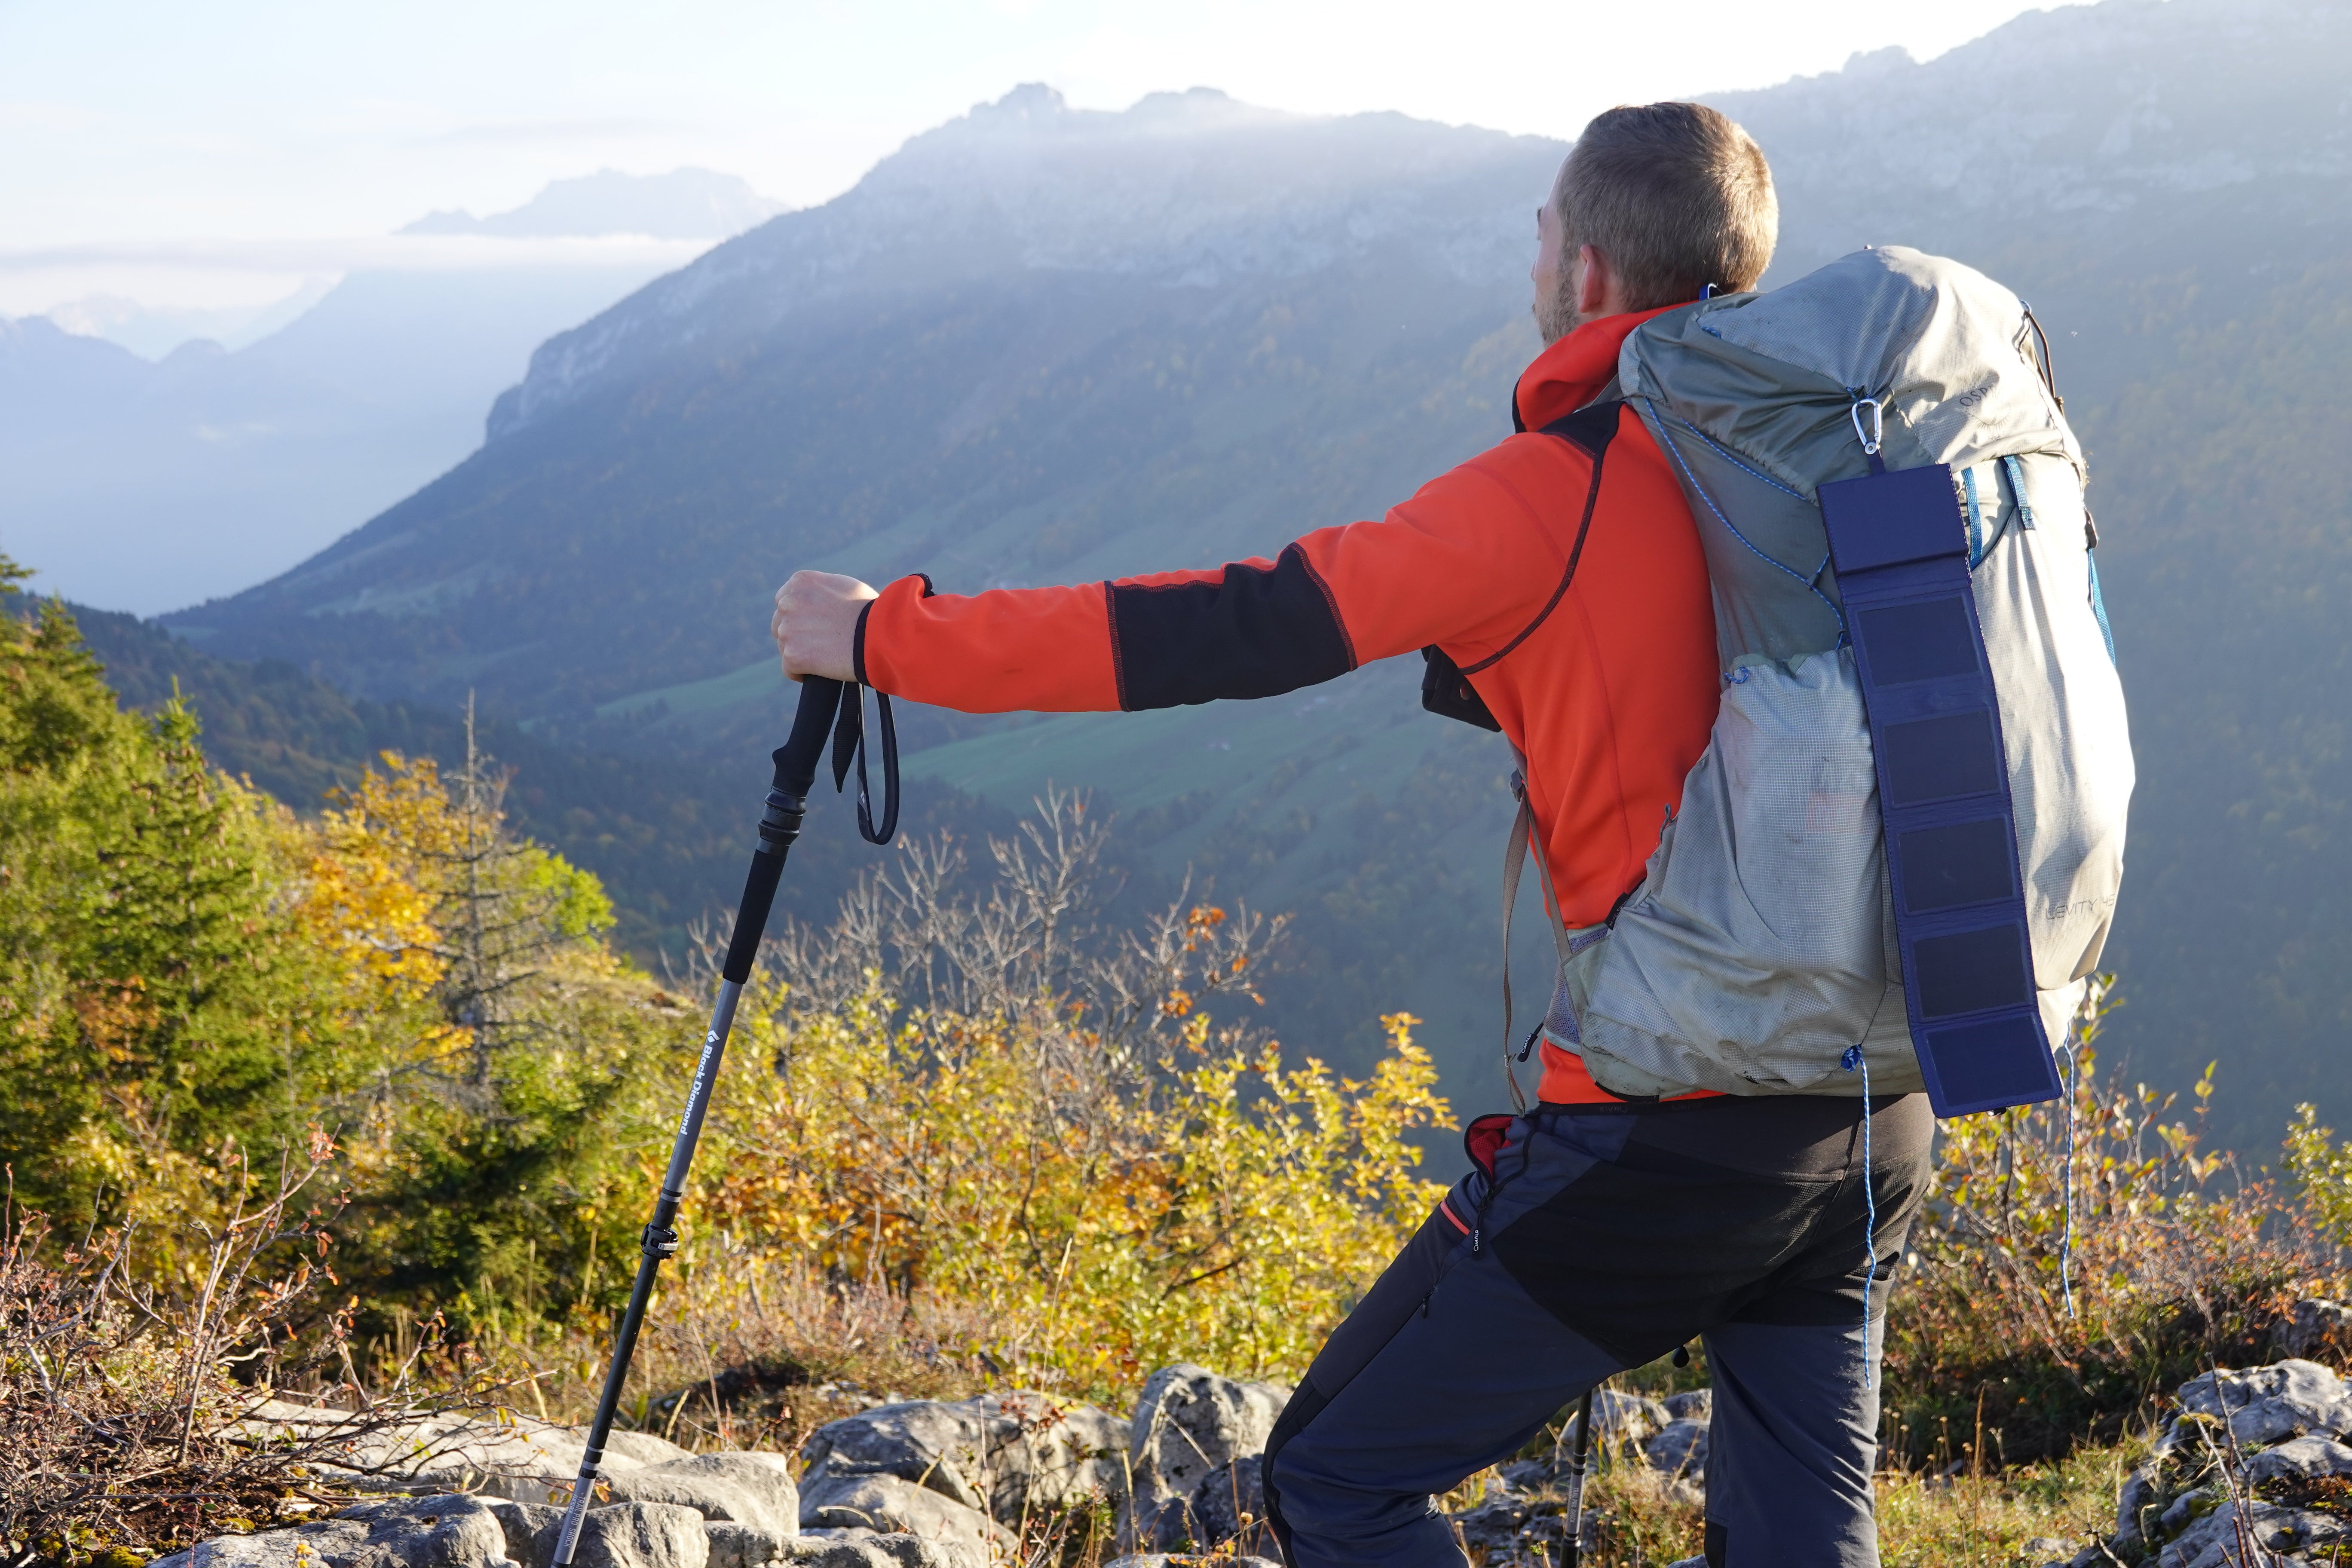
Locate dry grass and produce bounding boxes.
[0,1134,505,1568]
[471,1251,1027,1456]
[1443,1431,2139,1567]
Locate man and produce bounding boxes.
[775,102,1929,1568]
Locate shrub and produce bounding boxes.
[1883,980,2338,1466]
[626,794,1451,1408]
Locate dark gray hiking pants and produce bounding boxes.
[1262,1092,1933,1568]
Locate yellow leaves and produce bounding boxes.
[70,976,158,1063]
[2284,1102,2352,1248]
[686,976,1451,1398]
[298,753,451,995]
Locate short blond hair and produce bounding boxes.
[1556,103,1777,309]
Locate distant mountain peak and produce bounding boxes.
[968,81,1070,123]
[1838,44,1917,76]
[919,82,1301,151]
[401,168,788,241]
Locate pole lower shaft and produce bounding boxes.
[551,977,742,1567]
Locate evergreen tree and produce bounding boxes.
[0,559,314,1233]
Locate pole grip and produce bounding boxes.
[716,679,844,984]
[775,676,845,798]
[720,852,784,985]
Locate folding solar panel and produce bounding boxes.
[1820,459,2062,1115]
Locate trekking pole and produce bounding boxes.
[550,676,874,1566]
[1559,1387,1596,1568]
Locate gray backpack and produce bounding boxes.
[1529,246,2132,1114]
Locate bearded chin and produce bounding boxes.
[1533,278,1579,345]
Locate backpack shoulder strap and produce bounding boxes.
[1459,396,1624,677]
[1500,753,1572,1112]
[1421,393,1629,730]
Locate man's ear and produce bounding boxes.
[1577,244,1614,320]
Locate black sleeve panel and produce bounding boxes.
[1108,543,1358,710]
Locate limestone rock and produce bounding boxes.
[149,1496,513,1568]
[2245,1431,2352,1485]
[252,1401,694,1504]
[604,1451,801,1536]
[2114,1463,2165,1554]
[480,1469,792,1568]
[1449,1489,1577,1564]
[1576,1389,1671,1456]
[483,1499,562,1568]
[784,1534,974,1568]
[2277,1298,2352,1361]
[2157,1497,2348,1567]
[2175,1359,2352,1447]
[797,1470,1011,1562]
[1148,1454,1275,1557]
[1645,1417,1709,1480]
[704,1521,793,1568]
[1662,1389,1712,1423]
[2020,1537,2077,1568]
[564,1504,714,1568]
[799,1390,1128,1522]
[1496,1390,1672,1485]
[1125,1365,1289,1544]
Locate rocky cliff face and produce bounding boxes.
[483,86,1548,445]
[1720,0,2352,279]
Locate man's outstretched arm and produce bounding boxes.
[775,452,1577,715]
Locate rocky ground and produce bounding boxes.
[158,1310,2352,1568]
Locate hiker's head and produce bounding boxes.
[1532,102,1777,344]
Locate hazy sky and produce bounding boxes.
[2,0,2067,318]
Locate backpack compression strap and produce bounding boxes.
[1819,399,2061,1115]
[1476,400,1623,1110]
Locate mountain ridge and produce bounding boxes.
[144,0,2352,1147]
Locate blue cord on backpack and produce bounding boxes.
[2059,1038,2081,1319]
[1842,1044,1877,1388]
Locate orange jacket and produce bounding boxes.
[858,309,1724,1101]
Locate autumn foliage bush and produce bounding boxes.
[3,575,1450,1424]
[658,794,1451,1404]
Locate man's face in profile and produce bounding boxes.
[1531,164,1581,345]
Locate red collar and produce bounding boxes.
[1512,304,1684,429]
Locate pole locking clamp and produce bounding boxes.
[640,1223,680,1259]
